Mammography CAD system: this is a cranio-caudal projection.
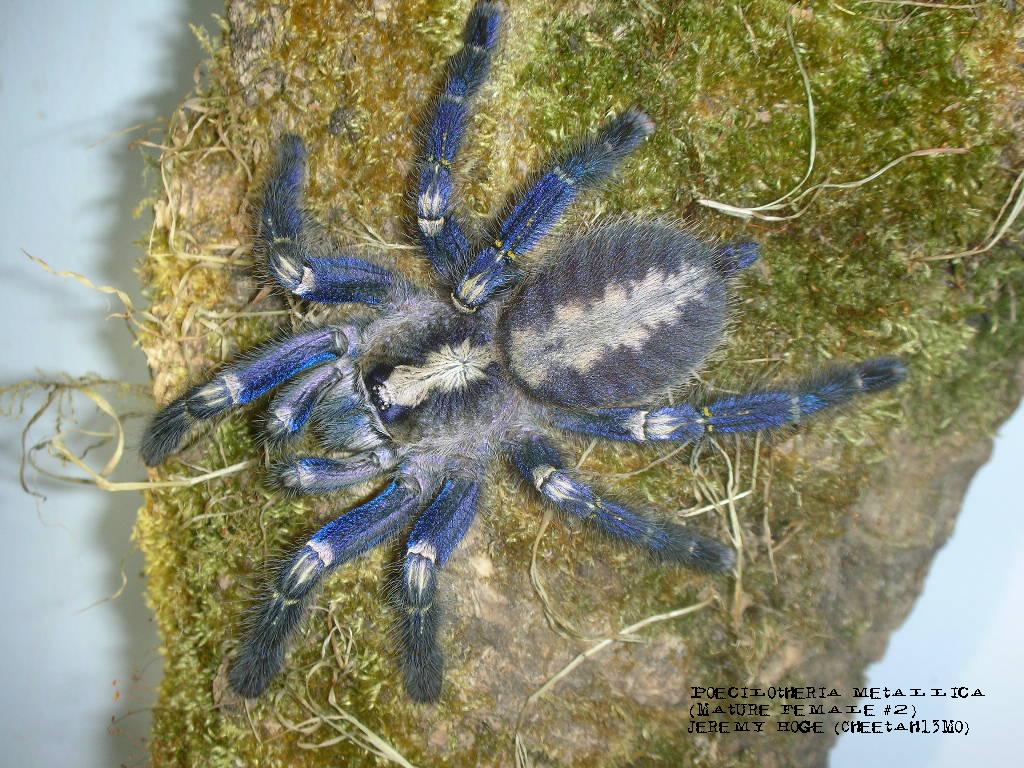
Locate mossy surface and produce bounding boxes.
[136,1,1023,766]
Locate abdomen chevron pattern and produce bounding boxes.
[498,222,743,407]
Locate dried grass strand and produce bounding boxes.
[924,166,1024,261]
[8,376,254,494]
[697,13,815,219]
[514,597,713,767]
[528,508,636,644]
[697,13,967,222]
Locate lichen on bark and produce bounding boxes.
[136,1,1024,766]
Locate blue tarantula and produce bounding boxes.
[141,1,905,703]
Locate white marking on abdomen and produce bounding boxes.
[510,263,712,387]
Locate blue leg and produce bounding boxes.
[264,359,352,444]
[716,240,761,275]
[551,358,907,443]
[228,480,422,698]
[416,1,502,284]
[273,450,397,495]
[510,434,734,572]
[260,135,396,305]
[141,327,349,466]
[311,375,391,453]
[454,109,654,310]
[397,479,480,703]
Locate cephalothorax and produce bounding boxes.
[142,1,905,703]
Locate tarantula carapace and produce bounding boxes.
[141,1,905,703]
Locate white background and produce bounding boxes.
[0,1,1020,766]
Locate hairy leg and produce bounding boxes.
[273,449,398,495]
[550,358,907,442]
[141,327,350,466]
[396,479,480,703]
[416,0,503,283]
[311,372,392,453]
[228,480,422,698]
[259,135,397,305]
[510,433,734,571]
[454,109,654,311]
[264,358,354,444]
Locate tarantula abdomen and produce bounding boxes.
[499,221,759,408]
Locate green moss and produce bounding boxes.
[136,1,1023,765]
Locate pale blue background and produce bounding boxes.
[0,1,1020,766]
[831,402,1024,765]
[0,1,220,766]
